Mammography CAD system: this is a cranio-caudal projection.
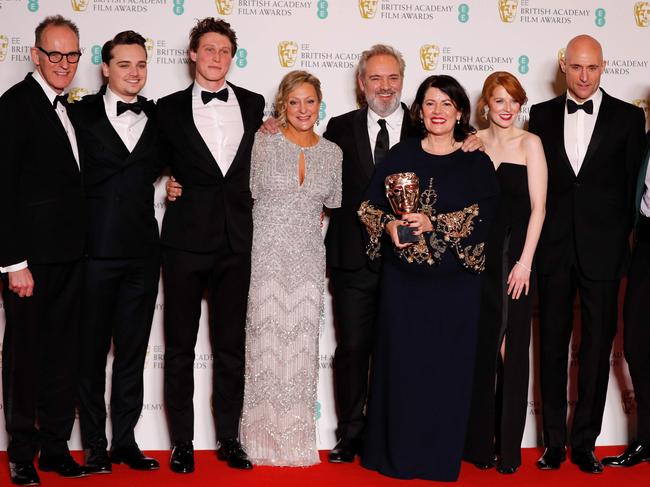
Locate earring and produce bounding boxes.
[456,119,460,125]
[483,106,489,120]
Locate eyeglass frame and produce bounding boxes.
[36,46,82,64]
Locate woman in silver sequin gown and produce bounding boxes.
[239,71,342,466]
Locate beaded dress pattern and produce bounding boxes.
[240,132,342,466]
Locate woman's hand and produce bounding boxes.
[507,262,530,299]
[166,176,183,201]
[401,213,433,235]
[386,220,412,249]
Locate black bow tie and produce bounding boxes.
[567,99,594,115]
[53,95,67,109]
[116,100,144,116]
[201,88,228,104]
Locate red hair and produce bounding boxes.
[478,71,527,117]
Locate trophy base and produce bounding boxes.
[397,225,420,244]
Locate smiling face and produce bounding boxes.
[102,43,147,101]
[487,85,521,128]
[560,36,604,103]
[358,53,403,117]
[285,82,320,133]
[190,32,233,90]
[420,87,460,138]
[30,24,79,93]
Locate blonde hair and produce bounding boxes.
[273,70,322,127]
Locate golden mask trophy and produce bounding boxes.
[385,172,421,244]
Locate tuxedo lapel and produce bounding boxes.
[399,103,411,141]
[549,94,575,178]
[86,94,130,160]
[126,99,156,163]
[578,90,610,177]
[353,107,375,180]
[224,82,254,178]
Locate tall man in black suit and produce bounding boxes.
[157,17,264,473]
[70,31,161,475]
[324,45,412,462]
[0,15,88,485]
[602,131,650,468]
[529,35,646,474]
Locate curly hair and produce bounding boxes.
[273,70,322,128]
[189,17,237,57]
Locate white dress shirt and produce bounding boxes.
[641,150,650,218]
[103,87,148,152]
[191,81,244,176]
[564,89,603,175]
[1,71,80,274]
[367,105,404,162]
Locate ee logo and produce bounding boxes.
[595,8,606,27]
[235,49,247,68]
[27,0,39,12]
[518,55,529,75]
[458,4,469,23]
[173,0,184,16]
[91,45,102,65]
[317,0,328,19]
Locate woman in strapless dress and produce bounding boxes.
[464,71,547,474]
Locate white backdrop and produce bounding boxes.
[0,0,649,451]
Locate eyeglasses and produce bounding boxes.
[37,46,82,64]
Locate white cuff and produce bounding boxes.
[0,261,28,273]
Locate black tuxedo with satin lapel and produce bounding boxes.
[323,104,412,442]
[529,89,646,451]
[69,88,162,451]
[0,73,84,462]
[157,82,264,443]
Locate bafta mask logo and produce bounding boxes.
[0,35,8,62]
[278,41,298,68]
[634,2,650,27]
[633,98,649,118]
[71,0,89,12]
[558,47,566,63]
[358,0,379,19]
[498,0,518,23]
[215,0,234,15]
[145,38,154,63]
[420,44,440,71]
[622,390,636,414]
[67,87,89,104]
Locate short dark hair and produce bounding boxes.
[35,15,79,46]
[410,75,475,142]
[189,17,237,57]
[101,30,147,64]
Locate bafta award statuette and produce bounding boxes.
[385,172,421,244]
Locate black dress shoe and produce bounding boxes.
[328,439,362,463]
[602,442,650,467]
[497,464,519,474]
[216,438,253,470]
[571,449,604,474]
[536,447,567,470]
[111,446,159,471]
[9,462,40,486]
[83,447,112,474]
[470,454,497,470]
[38,454,88,478]
[170,441,194,474]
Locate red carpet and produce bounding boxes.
[2,446,648,486]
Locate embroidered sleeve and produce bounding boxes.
[358,200,395,260]
[429,204,486,272]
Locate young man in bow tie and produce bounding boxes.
[0,15,87,486]
[156,17,264,473]
[69,30,162,475]
[529,34,646,474]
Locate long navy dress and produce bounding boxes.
[358,138,499,481]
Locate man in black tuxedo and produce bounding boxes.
[70,31,161,475]
[529,35,646,474]
[157,17,264,473]
[324,45,412,462]
[0,15,87,485]
[602,131,650,468]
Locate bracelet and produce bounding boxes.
[515,260,532,273]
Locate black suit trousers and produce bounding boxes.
[330,264,380,441]
[162,241,250,443]
[78,254,160,450]
[623,228,650,443]
[1,261,82,462]
[538,255,619,450]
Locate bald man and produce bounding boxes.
[528,35,646,473]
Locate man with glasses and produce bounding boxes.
[0,15,87,485]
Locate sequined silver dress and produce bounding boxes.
[240,132,342,466]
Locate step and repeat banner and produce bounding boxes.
[0,0,648,451]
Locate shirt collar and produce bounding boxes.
[104,86,141,117]
[566,88,603,112]
[32,69,61,105]
[367,104,404,130]
[192,80,231,100]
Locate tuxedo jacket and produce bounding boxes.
[157,82,264,254]
[324,104,413,270]
[635,131,650,219]
[0,73,84,267]
[528,89,646,280]
[69,87,161,259]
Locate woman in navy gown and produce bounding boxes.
[358,75,499,481]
